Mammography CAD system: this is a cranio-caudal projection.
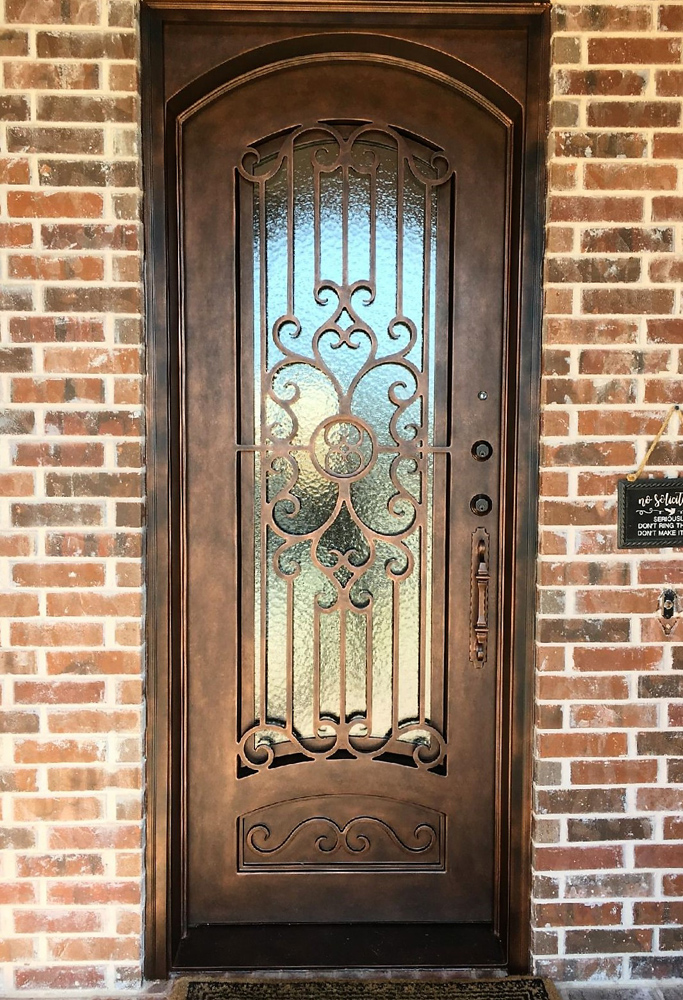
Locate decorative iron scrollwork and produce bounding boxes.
[239,795,445,870]
[238,121,455,772]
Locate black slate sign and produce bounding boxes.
[618,478,683,548]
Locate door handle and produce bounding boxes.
[470,528,490,667]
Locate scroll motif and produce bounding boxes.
[238,121,454,772]
[239,795,445,871]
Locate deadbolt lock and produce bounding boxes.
[472,440,493,462]
[471,494,493,516]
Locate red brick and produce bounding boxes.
[14,739,105,763]
[13,443,104,467]
[571,760,658,785]
[569,704,657,729]
[37,94,136,123]
[566,928,652,954]
[14,681,105,705]
[545,318,638,345]
[48,825,141,850]
[10,315,104,342]
[654,132,683,159]
[664,874,683,896]
[634,901,683,924]
[555,130,648,159]
[41,222,138,251]
[47,709,139,733]
[634,845,683,869]
[7,191,103,219]
[644,379,683,403]
[653,197,683,221]
[0,593,39,616]
[556,5,651,30]
[538,732,628,758]
[647,319,683,344]
[587,101,680,129]
[556,69,647,96]
[36,30,136,59]
[0,222,33,248]
[0,711,39,733]
[12,378,103,404]
[539,561,629,587]
[650,258,683,283]
[535,847,623,871]
[47,592,142,616]
[0,535,33,557]
[0,157,30,184]
[14,910,102,933]
[0,30,29,55]
[583,288,674,315]
[0,882,37,904]
[4,60,99,90]
[637,789,683,811]
[573,647,664,672]
[44,285,141,313]
[13,797,102,822]
[588,38,681,64]
[544,377,636,405]
[656,71,683,97]
[14,968,106,991]
[0,472,35,496]
[12,562,105,587]
[549,196,644,224]
[12,503,103,527]
[535,902,622,928]
[9,254,104,281]
[48,937,139,961]
[584,164,678,192]
[11,622,103,646]
[542,441,635,467]
[540,499,617,526]
[47,880,140,904]
[660,5,683,30]
[574,588,660,615]
[46,650,141,675]
[5,0,99,22]
[17,853,105,877]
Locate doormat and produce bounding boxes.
[171,979,558,1000]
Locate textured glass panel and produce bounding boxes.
[239,124,452,770]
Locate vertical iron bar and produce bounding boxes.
[259,176,268,727]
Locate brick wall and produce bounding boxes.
[535,0,683,981]
[0,0,144,992]
[1,0,683,991]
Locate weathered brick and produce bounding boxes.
[588,37,682,64]
[566,928,652,954]
[554,130,648,159]
[10,316,104,343]
[567,818,653,843]
[8,190,104,219]
[5,0,99,22]
[4,61,100,90]
[583,288,674,315]
[556,69,647,96]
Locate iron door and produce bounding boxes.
[143,6,548,974]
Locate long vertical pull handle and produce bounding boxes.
[470,529,490,667]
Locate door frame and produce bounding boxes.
[141,0,549,978]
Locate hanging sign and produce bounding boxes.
[618,479,683,549]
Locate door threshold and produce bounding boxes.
[169,969,510,981]
[172,923,507,972]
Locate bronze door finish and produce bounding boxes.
[142,2,548,976]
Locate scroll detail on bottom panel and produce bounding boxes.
[239,795,445,871]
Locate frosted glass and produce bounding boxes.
[243,125,447,763]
